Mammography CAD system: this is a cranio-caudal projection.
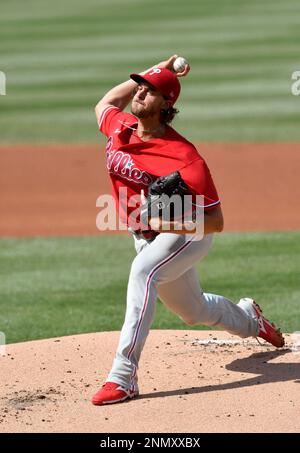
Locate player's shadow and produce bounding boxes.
[139,349,300,401]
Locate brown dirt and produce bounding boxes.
[0,143,300,236]
[0,330,299,433]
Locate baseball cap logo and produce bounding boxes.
[130,67,181,105]
[149,68,161,76]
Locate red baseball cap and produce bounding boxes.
[130,68,181,105]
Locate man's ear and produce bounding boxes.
[161,100,172,111]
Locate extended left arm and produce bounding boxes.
[149,204,224,235]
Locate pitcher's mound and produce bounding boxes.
[0,330,299,433]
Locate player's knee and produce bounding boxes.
[130,256,151,280]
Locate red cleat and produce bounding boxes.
[252,300,285,348]
[91,382,139,406]
[239,298,284,348]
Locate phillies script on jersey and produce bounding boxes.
[98,105,220,229]
[105,137,153,186]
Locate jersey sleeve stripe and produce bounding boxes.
[98,105,119,129]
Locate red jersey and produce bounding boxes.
[98,106,220,227]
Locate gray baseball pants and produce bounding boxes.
[107,232,258,390]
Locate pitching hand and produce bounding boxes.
[157,55,190,77]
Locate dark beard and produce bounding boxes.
[131,106,145,118]
[131,102,157,119]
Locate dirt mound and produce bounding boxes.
[0,330,299,433]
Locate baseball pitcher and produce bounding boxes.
[91,55,284,406]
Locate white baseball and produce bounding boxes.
[173,56,189,73]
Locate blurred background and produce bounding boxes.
[1,0,300,142]
[0,0,299,343]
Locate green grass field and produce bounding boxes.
[1,0,300,142]
[1,232,299,344]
